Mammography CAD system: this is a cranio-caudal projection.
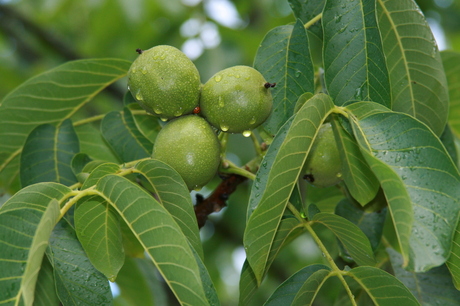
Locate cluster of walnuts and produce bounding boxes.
[127,45,273,190]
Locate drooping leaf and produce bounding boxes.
[0,59,131,187]
[254,19,315,135]
[312,212,375,266]
[20,119,79,188]
[247,115,294,220]
[335,198,387,251]
[74,195,124,281]
[134,159,203,259]
[74,123,120,163]
[442,50,460,137]
[265,264,331,306]
[348,101,460,271]
[94,175,209,305]
[323,0,390,107]
[345,266,419,305]
[101,108,152,162]
[48,219,112,305]
[388,248,460,305]
[377,0,449,136]
[115,256,167,306]
[33,255,60,306]
[331,117,379,206]
[0,182,70,305]
[239,217,304,305]
[244,93,334,284]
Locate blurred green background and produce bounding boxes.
[1,0,459,305]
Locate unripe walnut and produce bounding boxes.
[303,122,342,188]
[200,65,273,134]
[152,115,221,190]
[128,45,201,120]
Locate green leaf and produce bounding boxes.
[101,108,152,162]
[254,19,315,135]
[335,198,387,251]
[323,0,390,107]
[239,217,304,305]
[74,123,120,163]
[116,256,167,306]
[134,159,203,259]
[287,0,325,66]
[0,59,131,183]
[81,162,120,189]
[377,0,449,136]
[345,266,419,305]
[128,104,162,143]
[348,102,460,271]
[71,153,92,177]
[75,195,124,281]
[34,255,60,306]
[0,182,70,305]
[265,264,331,306]
[48,219,113,305]
[442,51,460,137]
[440,125,458,168]
[244,93,334,284]
[20,119,79,188]
[388,248,460,305]
[247,114,294,220]
[331,117,379,205]
[312,213,375,266]
[94,175,208,305]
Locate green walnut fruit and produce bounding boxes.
[200,65,273,134]
[152,115,221,190]
[303,122,342,188]
[128,45,201,120]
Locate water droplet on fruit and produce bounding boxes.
[235,74,240,78]
[336,172,342,178]
[194,186,202,192]
[243,130,252,137]
[131,68,137,73]
[127,85,131,91]
[135,90,143,101]
[174,110,182,116]
[221,125,229,132]
[249,117,256,125]
[153,107,162,114]
[215,75,222,82]
[141,67,147,74]
[218,97,225,107]
[160,117,168,122]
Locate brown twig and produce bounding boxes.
[194,173,247,228]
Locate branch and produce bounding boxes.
[194,173,247,228]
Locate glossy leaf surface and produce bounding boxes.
[377,0,449,136]
[348,102,460,271]
[254,19,314,135]
[323,0,390,107]
[48,219,112,305]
